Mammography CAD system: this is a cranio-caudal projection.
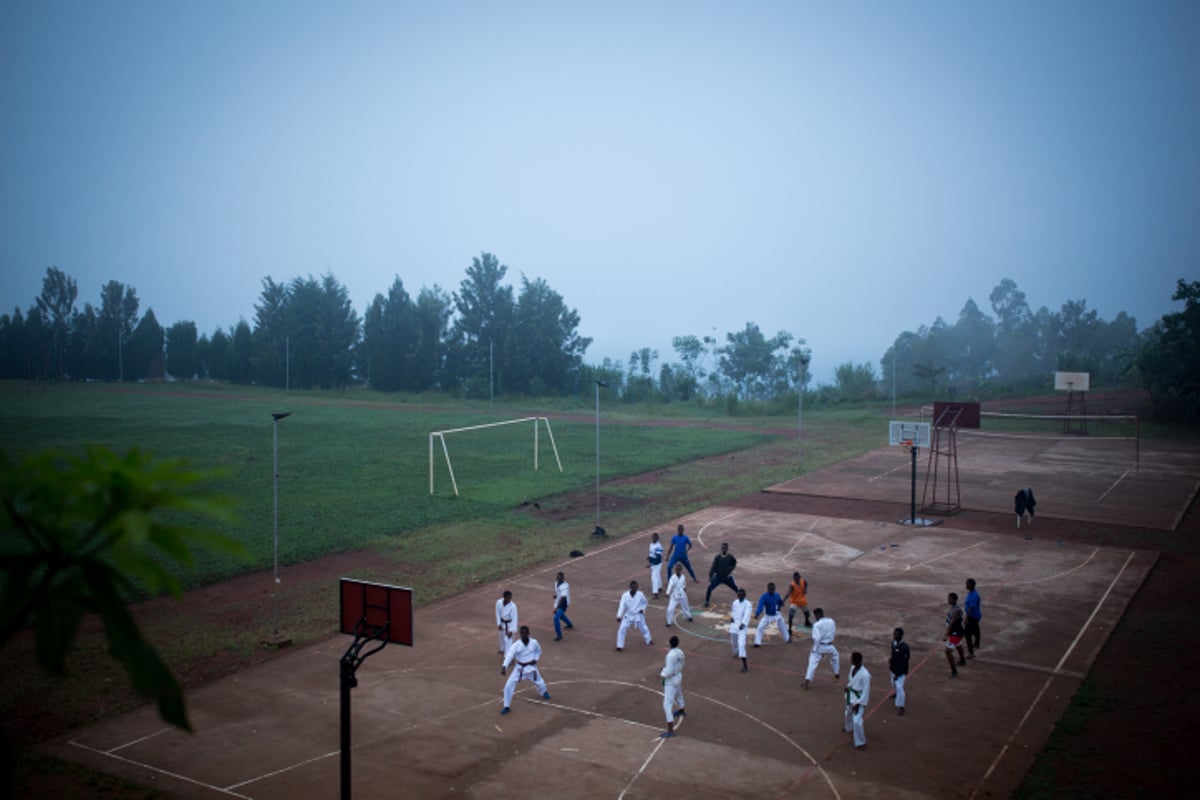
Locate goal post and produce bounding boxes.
[429,416,563,496]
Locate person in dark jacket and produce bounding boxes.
[704,542,739,607]
[1015,487,1036,527]
[889,627,910,715]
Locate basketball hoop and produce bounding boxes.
[900,439,913,449]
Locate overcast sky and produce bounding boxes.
[3,1,1197,385]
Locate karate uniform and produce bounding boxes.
[728,597,753,657]
[806,616,840,680]
[660,647,686,724]
[616,589,652,648]
[666,572,693,626]
[495,598,519,655]
[648,540,665,595]
[754,591,789,645]
[843,665,871,747]
[502,636,549,709]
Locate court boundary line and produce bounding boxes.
[970,549,1137,799]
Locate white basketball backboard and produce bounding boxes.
[1054,371,1090,391]
[889,421,931,447]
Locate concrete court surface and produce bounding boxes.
[43,502,1158,799]
[767,433,1200,530]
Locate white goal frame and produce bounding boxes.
[429,417,563,496]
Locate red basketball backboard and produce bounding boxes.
[933,401,981,429]
[339,578,413,646]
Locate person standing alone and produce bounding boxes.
[889,627,909,715]
[552,572,573,641]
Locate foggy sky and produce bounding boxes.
[3,1,1197,385]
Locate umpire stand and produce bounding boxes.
[339,579,413,800]
[921,404,963,516]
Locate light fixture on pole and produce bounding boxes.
[264,411,293,649]
[593,380,609,537]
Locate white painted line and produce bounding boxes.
[107,726,172,753]
[696,509,742,549]
[868,462,911,482]
[1008,548,1099,585]
[970,550,1137,799]
[903,540,986,572]
[617,736,666,799]
[68,740,252,799]
[1098,467,1133,503]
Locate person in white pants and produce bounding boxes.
[647,532,665,598]
[843,651,870,749]
[500,626,550,714]
[665,563,694,626]
[659,635,686,738]
[803,607,840,689]
[615,580,653,650]
[728,587,752,672]
[753,581,789,646]
[495,590,519,659]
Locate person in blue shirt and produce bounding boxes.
[753,581,789,646]
[964,578,982,658]
[665,524,698,582]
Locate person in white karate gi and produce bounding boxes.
[843,651,870,750]
[647,532,665,598]
[500,625,550,714]
[665,563,694,627]
[728,587,753,672]
[659,635,686,738]
[495,590,519,659]
[615,580,653,650]
[803,607,840,689]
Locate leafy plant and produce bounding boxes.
[0,446,244,730]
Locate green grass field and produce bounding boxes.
[2,382,892,589]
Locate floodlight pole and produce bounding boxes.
[271,412,292,643]
[594,380,608,534]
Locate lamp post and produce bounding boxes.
[593,380,609,536]
[267,411,293,648]
[797,355,809,471]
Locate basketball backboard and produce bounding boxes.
[1054,371,1090,391]
[889,421,932,447]
[339,578,413,646]
[933,401,981,429]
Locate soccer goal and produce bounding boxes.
[429,417,563,496]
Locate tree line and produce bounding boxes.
[1,259,1196,419]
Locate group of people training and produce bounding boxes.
[494,526,985,749]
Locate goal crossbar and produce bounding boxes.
[429,416,563,496]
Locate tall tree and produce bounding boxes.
[506,276,589,395]
[360,276,417,392]
[166,321,198,380]
[227,321,253,384]
[448,253,515,396]
[252,277,290,387]
[35,266,77,379]
[718,323,793,400]
[1137,279,1200,421]
[97,281,139,381]
[126,309,165,380]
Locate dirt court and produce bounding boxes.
[37,433,1200,800]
